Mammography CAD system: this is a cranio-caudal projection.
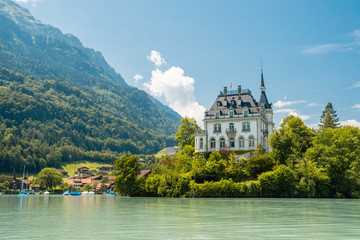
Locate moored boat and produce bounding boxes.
[88,191,95,195]
[70,191,81,196]
[44,191,50,195]
[19,190,28,196]
[63,191,70,196]
[81,191,88,195]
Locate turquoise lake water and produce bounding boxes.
[0,195,359,239]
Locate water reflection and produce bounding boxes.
[0,196,360,239]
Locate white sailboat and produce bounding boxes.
[19,166,28,196]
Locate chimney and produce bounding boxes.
[238,85,242,105]
[224,86,227,105]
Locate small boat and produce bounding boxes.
[44,191,50,195]
[28,190,35,195]
[70,191,81,196]
[19,190,28,196]
[81,191,89,195]
[63,191,70,196]
[88,191,95,195]
[108,191,116,195]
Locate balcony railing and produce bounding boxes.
[226,128,237,133]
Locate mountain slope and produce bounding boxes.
[0,0,181,172]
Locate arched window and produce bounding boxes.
[239,136,245,148]
[210,138,216,149]
[249,135,255,147]
[229,123,234,131]
[200,138,203,149]
[220,137,225,148]
[229,138,235,148]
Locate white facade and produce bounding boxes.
[195,73,274,153]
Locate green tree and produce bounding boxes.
[269,115,313,164]
[175,117,200,150]
[36,168,63,190]
[245,154,276,179]
[306,126,360,197]
[258,165,297,197]
[101,176,109,183]
[296,159,330,197]
[114,154,141,196]
[318,102,340,129]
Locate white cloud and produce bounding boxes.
[340,119,360,128]
[273,100,306,108]
[349,81,360,89]
[133,74,143,84]
[302,44,348,55]
[147,50,165,67]
[306,123,319,129]
[306,102,321,107]
[144,66,206,126]
[302,28,360,55]
[275,108,312,122]
[15,0,42,5]
[349,29,360,41]
[352,104,360,111]
[274,109,297,113]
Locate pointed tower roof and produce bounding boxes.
[259,67,271,109]
[260,68,266,92]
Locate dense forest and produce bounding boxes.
[114,115,360,198]
[0,67,179,172]
[0,1,182,172]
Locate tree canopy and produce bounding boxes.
[36,168,63,190]
[114,154,141,196]
[175,117,200,150]
[319,102,340,129]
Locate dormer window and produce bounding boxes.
[244,110,248,117]
[229,111,234,118]
[216,112,219,119]
[217,101,222,106]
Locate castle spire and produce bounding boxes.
[260,59,266,92]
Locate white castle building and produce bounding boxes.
[195,70,274,153]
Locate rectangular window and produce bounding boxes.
[242,122,250,131]
[230,111,233,118]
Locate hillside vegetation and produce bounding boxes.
[0,1,181,172]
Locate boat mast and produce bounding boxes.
[26,170,29,191]
[21,166,25,192]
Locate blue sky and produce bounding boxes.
[15,0,360,128]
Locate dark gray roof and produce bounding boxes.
[206,91,264,116]
[259,91,271,109]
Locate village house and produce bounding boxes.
[195,69,274,154]
[77,167,89,175]
[30,184,41,192]
[56,169,69,178]
[97,166,113,171]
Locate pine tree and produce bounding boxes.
[319,102,340,129]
